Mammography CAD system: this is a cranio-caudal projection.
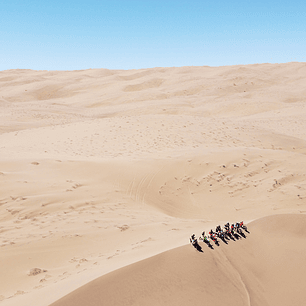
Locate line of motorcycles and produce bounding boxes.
[190,222,248,249]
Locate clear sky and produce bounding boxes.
[1,0,305,71]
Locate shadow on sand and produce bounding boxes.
[191,241,203,252]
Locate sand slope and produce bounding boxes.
[0,63,306,305]
[50,214,306,306]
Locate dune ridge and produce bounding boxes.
[0,63,305,305]
[49,214,306,306]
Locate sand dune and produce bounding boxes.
[0,63,306,305]
[49,214,306,306]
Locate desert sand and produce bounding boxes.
[0,62,306,305]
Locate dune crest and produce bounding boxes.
[49,214,306,306]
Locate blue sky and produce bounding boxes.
[1,0,305,70]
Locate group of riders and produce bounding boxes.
[190,221,248,249]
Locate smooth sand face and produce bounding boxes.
[49,214,306,306]
[0,63,306,305]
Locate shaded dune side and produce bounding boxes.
[50,214,306,306]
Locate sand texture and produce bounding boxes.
[50,214,306,306]
[0,63,306,305]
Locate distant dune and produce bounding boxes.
[0,63,305,306]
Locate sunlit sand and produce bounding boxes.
[1,63,306,305]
